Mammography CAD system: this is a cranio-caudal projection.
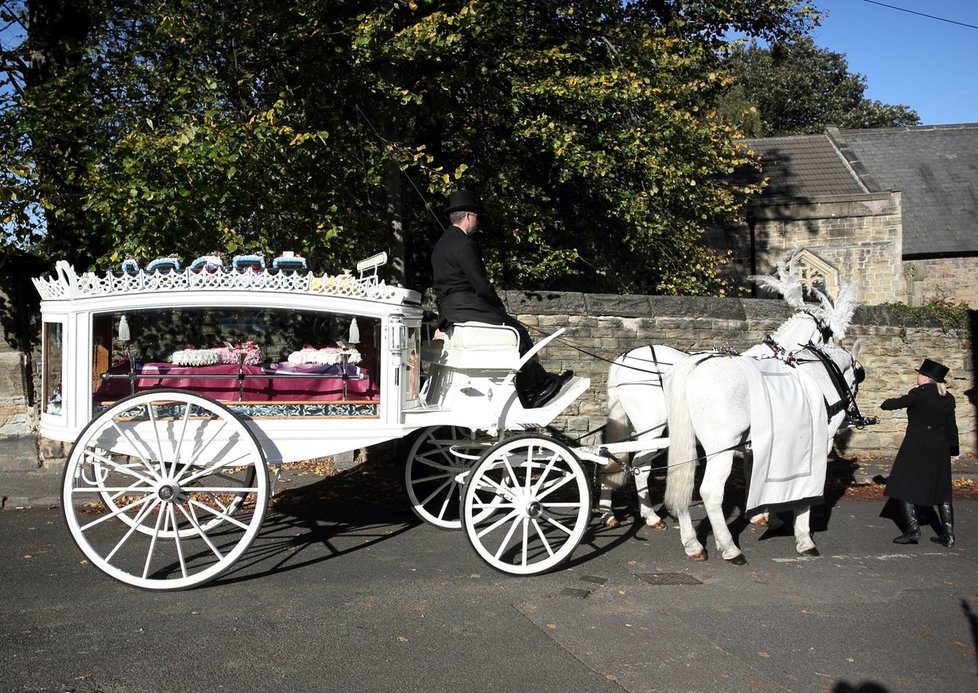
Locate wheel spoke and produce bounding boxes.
[476,507,521,540]
[186,497,253,531]
[104,497,161,562]
[169,504,188,579]
[493,514,524,560]
[175,502,226,560]
[82,447,155,485]
[535,470,576,501]
[78,493,154,532]
[142,501,167,579]
[531,519,556,558]
[109,416,162,481]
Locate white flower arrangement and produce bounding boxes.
[169,347,221,367]
[287,346,361,365]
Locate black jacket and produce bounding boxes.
[430,225,507,324]
[882,383,959,505]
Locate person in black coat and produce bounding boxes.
[881,358,960,546]
[431,190,572,408]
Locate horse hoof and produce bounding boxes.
[647,520,666,530]
[691,551,708,562]
[726,554,748,566]
[800,548,820,557]
[598,512,619,528]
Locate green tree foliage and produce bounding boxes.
[1,1,821,295]
[719,37,920,137]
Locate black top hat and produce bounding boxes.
[444,190,484,215]
[917,358,949,383]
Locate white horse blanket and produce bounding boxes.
[739,357,828,513]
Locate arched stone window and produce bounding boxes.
[795,249,839,300]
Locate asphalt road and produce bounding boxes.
[2,489,976,693]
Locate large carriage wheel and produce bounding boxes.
[62,390,268,591]
[403,425,493,529]
[461,434,591,575]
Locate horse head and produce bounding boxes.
[806,339,869,431]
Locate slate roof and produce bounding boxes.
[831,124,978,257]
[741,133,867,198]
[741,124,978,257]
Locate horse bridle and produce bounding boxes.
[797,343,875,428]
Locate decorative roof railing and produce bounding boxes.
[33,252,414,305]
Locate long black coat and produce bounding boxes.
[882,383,959,505]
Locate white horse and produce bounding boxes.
[662,340,863,563]
[600,256,858,529]
[600,311,829,529]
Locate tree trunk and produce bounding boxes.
[384,120,406,287]
[25,0,105,267]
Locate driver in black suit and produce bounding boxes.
[431,190,572,408]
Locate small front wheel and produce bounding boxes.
[403,425,492,529]
[62,390,268,590]
[461,435,591,575]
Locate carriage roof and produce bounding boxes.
[33,253,422,316]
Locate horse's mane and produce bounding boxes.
[749,252,859,341]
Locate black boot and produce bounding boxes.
[930,502,955,547]
[893,500,920,544]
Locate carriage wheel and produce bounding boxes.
[403,426,493,529]
[62,390,268,590]
[461,434,591,575]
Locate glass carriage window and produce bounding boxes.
[42,321,64,416]
[404,324,421,404]
[91,308,381,414]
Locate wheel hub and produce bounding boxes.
[525,500,543,518]
[157,483,180,502]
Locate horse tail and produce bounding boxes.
[601,362,631,491]
[664,356,699,514]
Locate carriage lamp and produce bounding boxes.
[348,318,360,345]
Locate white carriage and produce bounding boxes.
[34,251,621,590]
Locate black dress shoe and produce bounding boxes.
[529,370,574,408]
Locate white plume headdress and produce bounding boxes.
[806,282,858,340]
[749,252,805,310]
[750,252,858,341]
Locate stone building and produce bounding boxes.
[709,123,978,307]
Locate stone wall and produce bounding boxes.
[5,290,975,471]
[507,290,976,460]
[0,257,41,471]
[707,193,978,310]
[706,192,905,305]
[907,257,978,308]
[0,347,38,470]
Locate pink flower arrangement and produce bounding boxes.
[215,341,263,365]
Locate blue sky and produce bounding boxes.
[810,0,978,125]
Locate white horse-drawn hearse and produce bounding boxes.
[34,251,871,590]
